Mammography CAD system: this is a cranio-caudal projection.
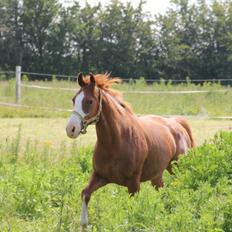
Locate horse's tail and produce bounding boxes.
[175,117,195,148]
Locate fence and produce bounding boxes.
[1,66,232,119]
[2,67,232,83]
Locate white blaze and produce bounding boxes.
[66,91,87,138]
[75,91,86,118]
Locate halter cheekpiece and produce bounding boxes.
[72,88,102,134]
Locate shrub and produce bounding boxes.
[0,132,231,231]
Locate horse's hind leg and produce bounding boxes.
[127,175,141,196]
[166,163,173,175]
[81,172,108,230]
[167,153,183,175]
[151,174,164,190]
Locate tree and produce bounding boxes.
[0,0,24,69]
[21,0,59,72]
[1,0,232,81]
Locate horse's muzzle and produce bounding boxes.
[66,125,80,138]
[66,115,81,138]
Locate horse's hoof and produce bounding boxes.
[80,225,87,232]
[80,221,88,227]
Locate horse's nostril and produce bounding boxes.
[71,126,75,133]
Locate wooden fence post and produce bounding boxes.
[16,66,21,104]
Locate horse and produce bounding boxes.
[66,72,195,229]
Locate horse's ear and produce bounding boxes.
[78,72,85,87]
[89,72,95,85]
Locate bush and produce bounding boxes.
[0,131,231,231]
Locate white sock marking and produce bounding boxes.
[80,199,88,226]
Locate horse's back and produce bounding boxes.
[139,115,193,151]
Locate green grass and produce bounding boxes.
[1,118,232,148]
[0,79,232,117]
[0,127,232,231]
[1,79,232,231]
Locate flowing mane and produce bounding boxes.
[83,73,133,113]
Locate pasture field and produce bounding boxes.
[0,127,232,231]
[0,118,232,148]
[0,78,232,117]
[0,79,232,231]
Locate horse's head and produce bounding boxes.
[66,72,102,138]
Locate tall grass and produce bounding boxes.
[0,78,231,117]
[0,126,232,231]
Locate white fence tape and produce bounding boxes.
[0,101,71,112]
[21,84,76,91]
[21,84,231,94]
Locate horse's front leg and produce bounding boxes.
[80,172,108,228]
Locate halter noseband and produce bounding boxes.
[72,88,102,134]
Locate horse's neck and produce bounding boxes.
[96,91,131,147]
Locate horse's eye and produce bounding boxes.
[88,100,93,105]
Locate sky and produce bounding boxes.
[60,0,220,16]
[86,0,171,15]
[59,0,225,15]
[61,0,176,15]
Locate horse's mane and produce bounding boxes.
[84,73,133,114]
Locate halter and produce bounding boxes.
[72,88,102,134]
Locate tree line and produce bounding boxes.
[0,0,232,80]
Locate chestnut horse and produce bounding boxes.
[66,73,195,229]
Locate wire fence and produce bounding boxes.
[20,71,232,84]
[1,69,232,84]
[0,70,15,80]
[1,67,232,120]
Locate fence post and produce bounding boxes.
[16,66,21,104]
